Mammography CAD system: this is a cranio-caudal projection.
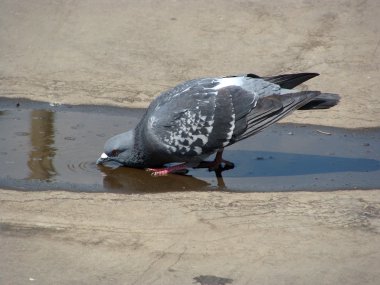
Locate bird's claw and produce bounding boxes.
[207,160,235,172]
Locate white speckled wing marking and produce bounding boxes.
[145,76,275,158]
[147,80,219,157]
[159,107,215,155]
[223,113,235,146]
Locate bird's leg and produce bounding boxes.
[146,163,190,177]
[196,149,234,171]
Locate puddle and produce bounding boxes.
[0,98,379,193]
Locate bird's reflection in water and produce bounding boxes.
[27,110,57,180]
[98,165,228,193]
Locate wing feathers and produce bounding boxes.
[203,88,235,151]
[298,93,340,110]
[231,91,320,143]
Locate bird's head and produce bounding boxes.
[96,130,136,167]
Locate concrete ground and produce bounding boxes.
[0,1,380,284]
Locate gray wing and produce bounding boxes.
[143,79,216,158]
[230,90,320,143]
[144,76,320,159]
[143,78,256,158]
[199,77,321,145]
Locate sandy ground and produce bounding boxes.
[1,0,379,128]
[1,190,380,285]
[1,1,380,284]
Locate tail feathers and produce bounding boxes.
[298,93,340,110]
[230,72,340,110]
[260,73,320,89]
[233,72,319,89]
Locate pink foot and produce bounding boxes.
[146,168,170,176]
[146,163,189,177]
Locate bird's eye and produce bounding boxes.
[110,149,120,156]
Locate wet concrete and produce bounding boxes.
[0,97,379,193]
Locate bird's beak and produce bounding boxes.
[96,152,109,165]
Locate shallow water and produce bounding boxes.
[0,98,379,193]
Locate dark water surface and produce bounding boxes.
[1,98,379,193]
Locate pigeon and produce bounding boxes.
[97,72,340,176]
